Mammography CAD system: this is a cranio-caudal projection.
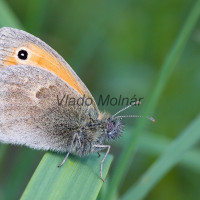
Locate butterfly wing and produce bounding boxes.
[0,64,98,152]
[0,27,98,110]
[0,27,99,152]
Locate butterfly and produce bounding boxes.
[0,27,154,181]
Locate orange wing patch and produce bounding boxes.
[3,43,84,96]
[3,52,17,66]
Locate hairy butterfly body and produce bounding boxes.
[0,27,134,181]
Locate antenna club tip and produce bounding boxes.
[151,117,156,123]
[135,101,141,105]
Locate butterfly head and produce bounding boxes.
[101,101,155,142]
[105,117,124,141]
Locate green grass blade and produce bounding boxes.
[138,133,200,172]
[0,0,22,28]
[121,114,200,200]
[21,152,113,200]
[106,1,200,199]
[119,131,200,172]
[139,133,200,172]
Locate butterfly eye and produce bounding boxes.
[17,49,28,60]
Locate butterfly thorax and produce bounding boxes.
[0,27,124,161]
[71,112,124,156]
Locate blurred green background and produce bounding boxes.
[0,0,200,199]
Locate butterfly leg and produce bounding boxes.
[92,144,110,182]
[77,134,82,147]
[58,133,79,167]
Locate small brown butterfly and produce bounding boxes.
[0,27,155,181]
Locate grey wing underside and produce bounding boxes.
[0,27,98,111]
[0,65,98,152]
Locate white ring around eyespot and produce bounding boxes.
[14,46,30,62]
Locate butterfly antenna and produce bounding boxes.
[114,115,155,123]
[112,101,141,118]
